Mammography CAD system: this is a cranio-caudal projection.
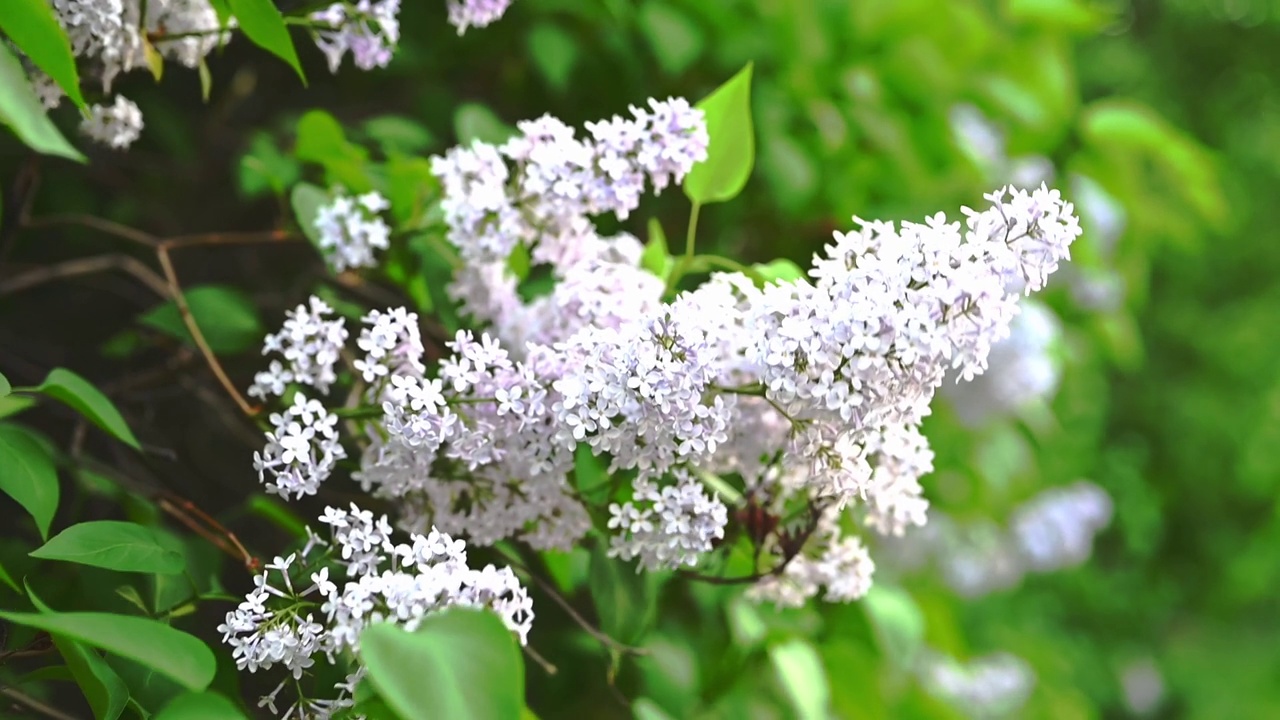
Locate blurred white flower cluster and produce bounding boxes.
[885,480,1114,598]
[917,649,1036,719]
[218,504,532,717]
[942,298,1064,427]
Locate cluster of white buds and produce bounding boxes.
[218,504,533,718]
[310,1,401,73]
[313,190,393,273]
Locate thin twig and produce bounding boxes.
[497,548,647,657]
[0,685,80,720]
[157,492,259,572]
[522,645,558,675]
[0,253,170,297]
[154,244,259,417]
[23,213,159,248]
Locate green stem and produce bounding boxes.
[662,201,703,298]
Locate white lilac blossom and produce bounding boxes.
[249,296,349,399]
[218,505,532,717]
[432,98,708,273]
[313,190,393,272]
[51,0,228,87]
[917,649,1036,719]
[241,178,1080,599]
[607,471,729,570]
[354,306,427,385]
[310,1,401,73]
[942,299,1063,428]
[446,0,515,35]
[79,95,144,149]
[248,124,1082,605]
[252,393,345,500]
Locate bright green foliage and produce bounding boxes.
[139,286,264,355]
[684,63,755,205]
[769,639,831,720]
[226,0,306,83]
[638,1,703,76]
[35,368,140,449]
[861,584,924,669]
[0,422,60,541]
[360,608,525,720]
[0,370,9,397]
[31,520,186,575]
[154,690,249,719]
[0,610,217,691]
[641,217,671,279]
[0,42,83,162]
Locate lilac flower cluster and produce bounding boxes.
[433,97,708,268]
[313,190,392,272]
[310,1,401,73]
[446,0,516,35]
[241,98,1082,623]
[42,0,229,147]
[218,504,532,717]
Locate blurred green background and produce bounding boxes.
[3,0,1278,717]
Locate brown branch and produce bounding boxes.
[153,244,260,418]
[23,213,159,248]
[157,493,259,573]
[0,253,170,298]
[0,685,80,720]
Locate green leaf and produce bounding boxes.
[641,218,672,279]
[30,585,130,720]
[750,259,806,285]
[138,285,264,355]
[0,43,84,162]
[0,422,59,540]
[638,1,704,76]
[35,368,140,449]
[360,608,525,720]
[0,394,36,420]
[363,115,434,156]
[588,543,658,646]
[0,0,86,109]
[295,110,356,165]
[238,132,299,198]
[454,103,517,146]
[684,63,754,205]
[31,521,185,575]
[291,182,330,247]
[507,243,532,282]
[0,610,217,691]
[769,639,830,720]
[862,583,924,669]
[154,691,249,720]
[0,371,10,397]
[226,0,306,83]
[527,23,579,91]
[384,155,439,226]
[0,559,18,592]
